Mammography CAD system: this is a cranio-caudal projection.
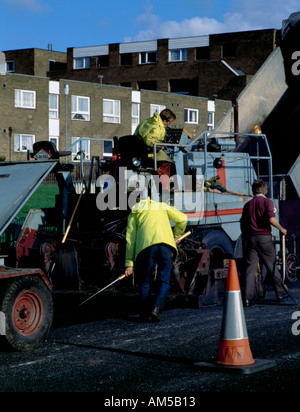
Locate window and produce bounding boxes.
[169,49,187,62]
[71,95,90,121]
[207,111,214,130]
[131,102,140,134]
[71,137,90,161]
[50,137,58,149]
[6,61,15,72]
[14,134,35,152]
[120,53,132,66]
[132,102,140,127]
[103,99,121,123]
[74,57,90,69]
[184,108,198,124]
[222,44,236,58]
[49,60,55,71]
[97,55,109,67]
[150,104,166,117]
[103,140,113,158]
[49,94,59,119]
[15,89,36,109]
[196,47,209,60]
[140,51,157,64]
[137,80,157,91]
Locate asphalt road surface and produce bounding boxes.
[0,281,299,396]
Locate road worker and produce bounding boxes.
[240,179,288,307]
[134,108,176,164]
[124,195,187,321]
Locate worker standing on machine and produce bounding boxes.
[134,108,176,165]
[124,195,187,322]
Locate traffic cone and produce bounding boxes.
[194,259,276,374]
[216,259,254,366]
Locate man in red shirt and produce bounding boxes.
[240,179,288,306]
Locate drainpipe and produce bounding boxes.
[232,97,239,147]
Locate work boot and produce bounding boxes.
[149,306,160,322]
[276,292,289,302]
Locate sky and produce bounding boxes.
[1,0,300,52]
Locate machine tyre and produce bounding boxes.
[200,230,234,268]
[285,253,299,284]
[0,276,53,351]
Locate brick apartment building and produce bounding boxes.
[0,72,230,164]
[0,28,277,165]
[47,29,277,100]
[3,47,67,77]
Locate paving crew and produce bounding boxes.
[124,195,187,321]
[240,179,288,307]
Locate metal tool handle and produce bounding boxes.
[282,234,286,282]
[62,188,84,244]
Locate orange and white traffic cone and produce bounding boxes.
[194,259,276,374]
[216,259,254,366]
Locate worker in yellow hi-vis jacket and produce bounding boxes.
[125,196,187,321]
[134,109,176,163]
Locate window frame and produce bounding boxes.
[207,111,215,129]
[49,94,59,119]
[71,137,90,161]
[14,134,35,152]
[131,102,140,132]
[120,53,132,66]
[73,57,90,69]
[15,89,36,109]
[6,60,15,72]
[103,99,121,124]
[169,48,187,62]
[49,137,58,149]
[150,104,166,117]
[71,95,90,121]
[103,139,113,158]
[184,108,199,124]
[139,51,157,65]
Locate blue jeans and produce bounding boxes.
[135,244,173,311]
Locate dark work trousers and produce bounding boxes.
[135,244,173,313]
[243,234,285,300]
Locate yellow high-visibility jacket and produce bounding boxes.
[134,112,166,147]
[134,113,172,163]
[125,197,187,267]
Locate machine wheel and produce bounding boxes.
[52,243,81,290]
[200,230,234,268]
[0,276,53,351]
[285,253,299,284]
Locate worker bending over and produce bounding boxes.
[125,196,187,321]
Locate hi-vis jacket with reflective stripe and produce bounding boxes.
[125,197,187,268]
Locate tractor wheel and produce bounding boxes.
[200,230,234,268]
[0,276,53,351]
